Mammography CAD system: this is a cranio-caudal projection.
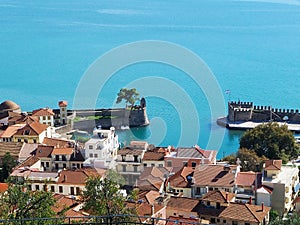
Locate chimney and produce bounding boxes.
[151,204,155,216]
[261,202,264,211]
[249,197,252,205]
[225,192,228,203]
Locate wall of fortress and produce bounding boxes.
[228,101,300,123]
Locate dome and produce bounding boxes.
[0,100,21,112]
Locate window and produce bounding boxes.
[43,116,46,120]
[151,163,155,167]
[121,155,126,162]
[232,221,238,225]
[122,165,126,172]
[41,162,45,167]
[94,154,98,158]
[70,187,75,195]
[167,161,172,167]
[46,162,49,167]
[59,186,63,193]
[63,163,66,168]
[89,145,93,149]
[76,187,81,195]
[62,155,66,161]
[223,220,226,223]
[62,114,65,117]
[24,139,28,143]
[51,186,55,192]
[196,187,201,195]
[225,188,230,192]
[18,138,21,142]
[207,201,210,206]
[48,116,51,120]
[43,185,47,191]
[33,139,37,143]
[55,155,59,161]
[183,161,188,166]
[133,155,138,162]
[216,202,221,209]
[35,185,40,190]
[28,185,32,190]
[24,130,30,135]
[133,165,138,172]
[89,153,93,158]
[180,190,183,192]
[245,223,250,225]
[159,164,163,167]
[191,162,197,167]
[211,218,216,223]
[144,163,147,167]
[209,187,213,191]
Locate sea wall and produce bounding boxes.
[228,101,300,123]
[72,107,149,132]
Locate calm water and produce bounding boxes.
[1,0,300,158]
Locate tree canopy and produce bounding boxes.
[0,152,17,182]
[0,181,56,221]
[239,123,298,162]
[81,170,134,217]
[116,88,139,108]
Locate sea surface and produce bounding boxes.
[1,0,300,159]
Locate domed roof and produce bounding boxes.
[0,100,20,112]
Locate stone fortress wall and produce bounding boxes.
[228,101,300,123]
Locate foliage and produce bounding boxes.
[221,154,237,165]
[116,88,139,108]
[269,209,279,222]
[239,123,299,163]
[269,214,300,225]
[0,152,17,182]
[81,170,135,219]
[237,148,268,172]
[0,181,56,222]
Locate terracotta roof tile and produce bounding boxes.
[201,190,235,203]
[236,172,262,188]
[43,137,74,148]
[193,165,237,188]
[34,145,54,158]
[0,183,9,193]
[14,121,48,136]
[219,203,271,223]
[143,152,165,161]
[57,168,102,185]
[52,148,74,155]
[166,217,200,225]
[0,124,25,138]
[167,196,201,212]
[32,108,54,116]
[16,155,40,169]
[265,160,282,170]
[59,101,68,107]
[169,167,194,188]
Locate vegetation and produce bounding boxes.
[0,152,17,182]
[0,181,56,222]
[116,88,139,109]
[81,170,136,219]
[239,123,298,163]
[269,214,300,225]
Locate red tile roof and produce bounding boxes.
[16,155,40,169]
[52,148,74,155]
[219,203,271,223]
[167,196,200,212]
[193,165,237,188]
[201,190,235,203]
[0,124,25,138]
[59,101,68,107]
[169,167,194,188]
[236,172,262,188]
[143,151,165,161]
[0,183,9,193]
[43,137,74,148]
[34,145,54,158]
[265,160,282,170]
[32,108,54,116]
[166,217,200,225]
[14,121,48,136]
[57,168,101,185]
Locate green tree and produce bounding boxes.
[116,88,139,109]
[0,181,56,222]
[269,214,300,225]
[237,148,268,172]
[81,170,135,220]
[239,123,298,163]
[0,152,17,182]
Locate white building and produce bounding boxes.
[257,160,299,215]
[83,127,119,169]
[32,108,55,127]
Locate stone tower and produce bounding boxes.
[58,100,68,125]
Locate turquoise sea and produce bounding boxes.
[1,0,300,158]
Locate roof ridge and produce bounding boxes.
[244,204,260,223]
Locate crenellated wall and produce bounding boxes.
[228,101,300,123]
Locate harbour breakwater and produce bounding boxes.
[217,101,300,132]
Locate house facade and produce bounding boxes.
[32,108,55,126]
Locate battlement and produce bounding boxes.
[228,100,300,123]
[229,101,253,109]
